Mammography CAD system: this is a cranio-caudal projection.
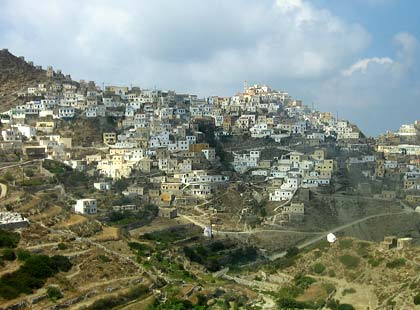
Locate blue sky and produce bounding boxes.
[0,0,419,136]
[316,0,420,56]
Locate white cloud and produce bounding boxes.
[342,57,393,76]
[0,0,370,94]
[312,32,420,135]
[0,1,418,136]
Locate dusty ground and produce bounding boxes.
[54,214,88,228]
[129,216,191,237]
[91,226,121,241]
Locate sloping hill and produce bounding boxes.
[0,49,50,112]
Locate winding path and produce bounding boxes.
[0,182,7,199]
[268,209,414,260]
[0,159,41,171]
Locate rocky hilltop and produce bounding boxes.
[0,49,51,112]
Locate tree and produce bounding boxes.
[16,249,31,261]
[50,255,72,272]
[285,246,299,258]
[414,293,420,305]
[3,172,14,183]
[2,249,16,261]
[114,178,130,192]
[0,230,20,248]
[47,286,63,301]
[312,263,326,274]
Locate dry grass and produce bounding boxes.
[55,214,87,228]
[296,283,329,303]
[30,205,62,221]
[17,195,41,212]
[91,226,121,241]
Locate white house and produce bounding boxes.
[58,107,75,119]
[16,125,36,139]
[202,148,216,162]
[94,182,111,191]
[269,189,294,201]
[74,199,97,215]
[1,128,20,141]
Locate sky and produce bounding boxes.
[0,0,419,136]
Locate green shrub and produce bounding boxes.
[2,248,16,261]
[89,297,120,310]
[47,286,63,301]
[21,178,44,186]
[278,285,302,299]
[326,299,340,310]
[367,257,383,267]
[24,169,35,177]
[89,285,149,310]
[414,293,420,305]
[338,239,353,249]
[128,242,151,256]
[285,246,299,258]
[338,255,360,269]
[386,258,406,269]
[410,281,419,290]
[312,263,326,274]
[294,273,316,290]
[356,243,370,257]
[16,249,31,261]
[98,255,111,263]
[148,298,206,310]
[338,304,355,310]
[323,283,336,294]
[269,257,297,271]
[313,250,322,258]
[50,255,72,272]
[184,241,257,272]
[328,269,336,277]
[342,288,356,296]
[277,298,315,309]
[3,172,14,182]
[57,243,67,250]
[0,254,72,299]
[126,285,148,299]
[312,239,330,251]
[0,229,20,248]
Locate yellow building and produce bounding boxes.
[189,143,210,153]
[315,160,334,172]
[36,121,55,134]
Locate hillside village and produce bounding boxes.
[0,49,353,218]
[2,50,420,309]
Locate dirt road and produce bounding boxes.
[0,182,7,199]
[268,210,413,260]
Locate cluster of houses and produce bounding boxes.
[0,68,377,219]
[267,150,334,201]
[341,120,420,206]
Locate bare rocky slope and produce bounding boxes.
[0,49,52,112]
